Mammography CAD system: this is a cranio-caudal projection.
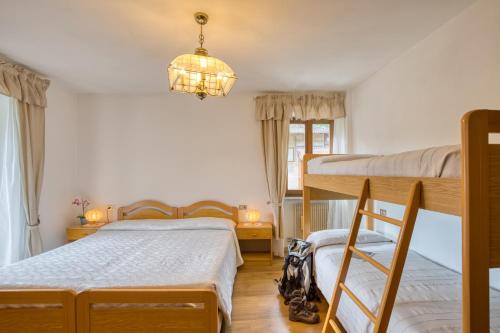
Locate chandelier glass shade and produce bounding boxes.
[167,13,237,100]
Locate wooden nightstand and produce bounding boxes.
[66,223,105,242]
[236,222,273,263]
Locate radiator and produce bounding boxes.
[292,201,329,237]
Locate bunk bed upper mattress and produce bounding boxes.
[0,218,243,323]
[307,145,461,178]
[312,235,500,332]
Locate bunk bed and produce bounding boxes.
[302,110,500,333]
[0,200,241,333]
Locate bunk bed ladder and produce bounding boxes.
[323,179,422,333]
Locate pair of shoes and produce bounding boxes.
[288,298,320,324]
[288,291,320,324]
[289,290,319,312]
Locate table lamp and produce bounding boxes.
[85,209,103,224]
[246,209,261,223]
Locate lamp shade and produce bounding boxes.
[168,53,236,99]
[85,209,103,223]
[246,209,261,222]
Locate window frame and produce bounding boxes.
[286,119,334,197]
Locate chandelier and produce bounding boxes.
[167,12,237,100]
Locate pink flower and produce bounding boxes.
[73,197,90,217]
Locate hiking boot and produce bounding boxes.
[289,304,320,324]
[290,290,319,312]
[289,295,319,313]
[284,289,302,305]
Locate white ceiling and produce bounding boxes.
[0,0,475,94]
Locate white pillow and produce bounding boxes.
[100,217,235,231]
[306,228,391,250]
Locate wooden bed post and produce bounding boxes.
[303,185,311,239]
[303,154,315,239]
[461,110,491,333]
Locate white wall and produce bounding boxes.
[38,86,274,253]
[348,0,500,287]
[39,80,79,251]
[76,92,272,223]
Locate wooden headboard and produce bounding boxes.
[116,200,239,223]
[179,200,239,223]
[117,200,178,220]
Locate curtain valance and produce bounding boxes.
[255,92,345,120]
[0,57,50,108]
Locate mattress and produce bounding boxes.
[0,218,243,323]
[307,145,461,178]
[314,241,500,332]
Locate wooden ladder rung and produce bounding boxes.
[349,246,390,275]
[339,282,377,322]
[359,209,402,227]
[329,319,343,333]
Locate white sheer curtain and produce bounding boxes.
[327,117,356,229]
[0,94,27,265]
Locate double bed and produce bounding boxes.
[0,200,242,333]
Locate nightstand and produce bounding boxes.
[236,222,273,263]
[66,223,105,242]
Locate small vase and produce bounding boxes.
[79,217,87,225]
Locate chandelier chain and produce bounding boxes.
[198,24,204,48]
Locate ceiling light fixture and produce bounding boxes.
[167,12,237,100]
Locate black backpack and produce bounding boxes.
[276,239,320,303]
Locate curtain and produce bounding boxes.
[261,118,290,239]
[255,92,345,121]
[0,57,49,108]
[0,95,27,265]
[327,117,356,229]
[256,92,345,239]
[0,56,49,259]
[18,102,44,256]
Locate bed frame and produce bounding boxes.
[0,200,238,333]
[302,110,500,333]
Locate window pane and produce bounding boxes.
[288,124,305,190]
[312,123,331,154]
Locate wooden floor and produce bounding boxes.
[227,254,329,333]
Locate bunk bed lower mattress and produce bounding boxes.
[314,242,500,332]
[307,145,461,177]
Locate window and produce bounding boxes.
[0,94,26,266]
[287,120,334,196]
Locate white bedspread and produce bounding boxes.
[0,218,243,323]
[315,242,500,332]
[308,145,460,178]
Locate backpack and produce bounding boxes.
[276,239,320,303]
